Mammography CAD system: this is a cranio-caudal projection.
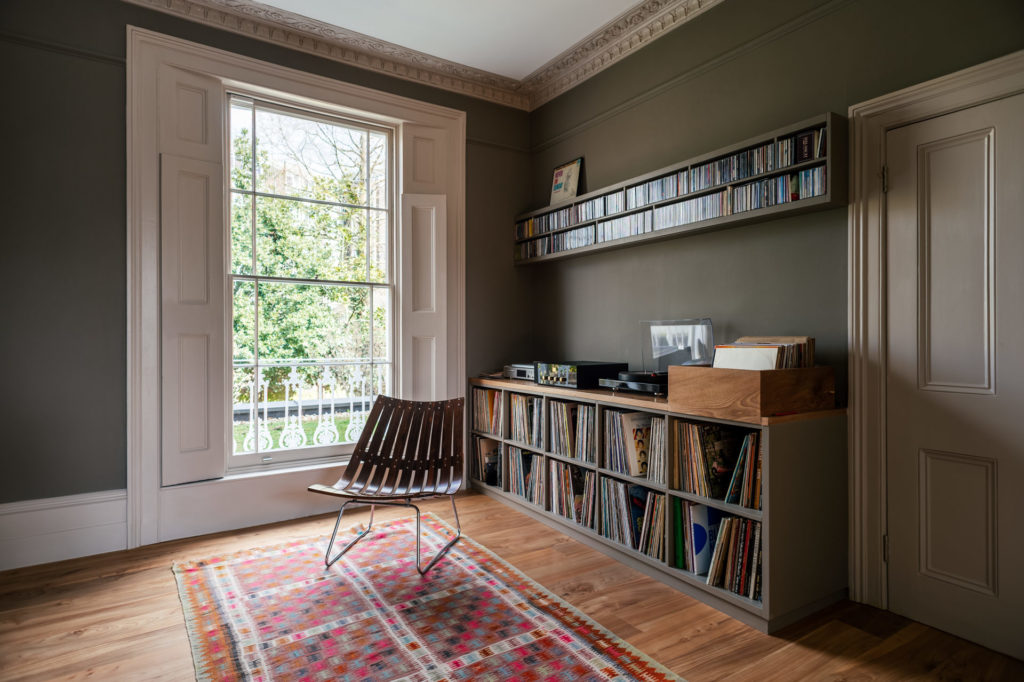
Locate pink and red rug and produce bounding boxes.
[173,512,678,681]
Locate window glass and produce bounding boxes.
[229,97,392,462]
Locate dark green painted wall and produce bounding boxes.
[2,0,1021,504]
[523,0,1024,400]
[0,0,530,503]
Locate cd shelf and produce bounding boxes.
[514,113,847,264]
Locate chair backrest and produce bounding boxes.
[332,396,465,497]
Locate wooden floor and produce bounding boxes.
[0,492,1020,681]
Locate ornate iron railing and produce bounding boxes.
[232,362,389,454]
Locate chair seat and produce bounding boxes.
[308,483,448,500]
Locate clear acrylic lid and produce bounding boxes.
[641,319,715,371]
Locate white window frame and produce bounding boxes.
[127,27,465,547]
[224,92,397,472]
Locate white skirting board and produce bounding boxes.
[0,490,128,571]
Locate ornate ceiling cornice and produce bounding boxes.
[523,0,723,108]
[123,0,725,111]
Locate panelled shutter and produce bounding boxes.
[158,65,227,486]
[400,123,450,401]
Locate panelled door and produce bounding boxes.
[885,92,1024,659]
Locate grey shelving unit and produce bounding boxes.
[468,377,846,633]
[514,112,848,264]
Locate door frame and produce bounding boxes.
[848,49,1024,608]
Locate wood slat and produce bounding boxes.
[325,396,464,499]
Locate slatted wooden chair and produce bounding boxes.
[308,395,464,574]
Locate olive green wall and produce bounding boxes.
[523,0,1024,399]
[0,0,530,503]
[2,0,1021,504]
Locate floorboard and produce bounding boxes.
[0,492,1020,681]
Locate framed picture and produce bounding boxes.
[550,157,583,205]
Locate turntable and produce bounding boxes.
[599,370,669,396]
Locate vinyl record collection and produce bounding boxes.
[549,460,597,528]
[509,393,542,448]
[706,515,762,601]
[472,388,501,434]
[509,447,544,506]
[647,417,668,486]
[675,422,761,508]
[604,410,651,478]
[672,500,762,601]
[549,400,596,463]
[600,478,665,560]
[472,436,502,488]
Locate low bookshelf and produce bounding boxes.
[514,112,848,263]
[467,376,846,633]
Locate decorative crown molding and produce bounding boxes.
[123,0,724,110]
[523,0,723,108]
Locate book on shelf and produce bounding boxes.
[473,436,502,488]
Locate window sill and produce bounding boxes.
[163,457,348,489]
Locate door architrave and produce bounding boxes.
[848,49,1024,608]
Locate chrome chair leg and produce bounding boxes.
[324,501,375,568]
[414,495,462,575]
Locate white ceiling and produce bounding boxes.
[259,0,644,80]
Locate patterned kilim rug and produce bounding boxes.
[173,512,680,681]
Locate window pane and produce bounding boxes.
[255,108,367,205]
[255,198,366,281]
[332,364,375,443]
[372,287,390,362]
[231,192,253,276]
[232,366,257,454]
[368,131,387,208]
[229,99,253,191]
[368,209,388,283]
[372,363,392,399]
[258,282,370,363]
[233,280,255,362]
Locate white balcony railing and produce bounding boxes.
[232,362,388,455]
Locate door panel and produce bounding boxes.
[886,93,1024,659]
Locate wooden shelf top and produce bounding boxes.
[469,376,844,426]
